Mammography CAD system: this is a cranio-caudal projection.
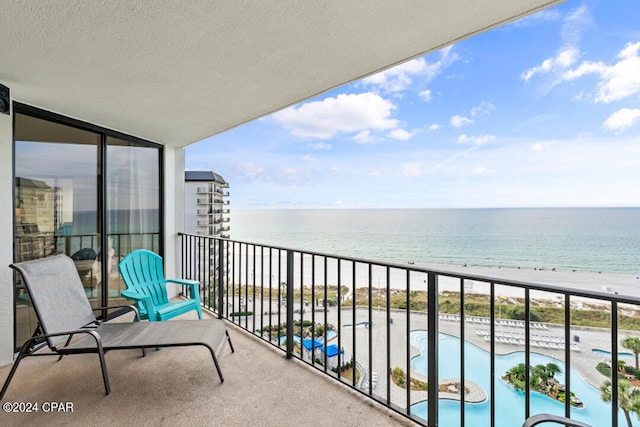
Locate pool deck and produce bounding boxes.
[327,307,617,410]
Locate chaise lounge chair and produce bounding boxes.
[1,254,234,398]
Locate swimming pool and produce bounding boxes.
[410,332,630,426]
[592,348,634,358]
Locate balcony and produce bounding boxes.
[196,187,211,194]
[177,233,640,427]
[0,309,410,426]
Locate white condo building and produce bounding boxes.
[184,171,230,237]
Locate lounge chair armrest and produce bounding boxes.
[92,304,141,322]
[22,328,105,353]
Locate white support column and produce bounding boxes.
[163,145,186,296]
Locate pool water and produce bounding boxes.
[592,348,634,358]
[410,332,632,426]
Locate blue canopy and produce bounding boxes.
[302,338,323,351]
[322,344,344,357]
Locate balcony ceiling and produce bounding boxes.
[1,0,563,147]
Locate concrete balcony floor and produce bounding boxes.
[0,311,413,427]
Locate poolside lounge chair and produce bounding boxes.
[523,413,591,427]
[118,249,203,321]
[1,254,234,398]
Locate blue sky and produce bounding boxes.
[186,0,640,209]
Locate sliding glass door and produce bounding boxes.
[13,108,162,350]
[106,137,161,299]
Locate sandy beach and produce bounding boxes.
[232,251,640,300]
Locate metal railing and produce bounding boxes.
[179,233,640,427]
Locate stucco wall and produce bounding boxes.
[0,102,13,365]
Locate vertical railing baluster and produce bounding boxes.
[427,271,438,427]
[490,282,495,427]
[612,301,618,427]
[323,256,328,371]
[525,288,531,422]
[352,260,357,387]
[218,238,224,319]
[406,269,412,416]
[268,247,273,342]
[564,293,571,419]
[286,250,294,359]
[460,277,465,427]
[300,252,304,357]
[311,255,316,366]
[386,266,391,405]
[368,263,373,396]
[337,258,342,379]
[232,242,237,320]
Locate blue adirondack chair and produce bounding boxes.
[118,249,203,321]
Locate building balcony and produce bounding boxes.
[196,198,210,205]
[0,309,409,426]
[175,233,640,427]
[196,187,211,194]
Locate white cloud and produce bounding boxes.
[401,162,422,177]
[563,41,640,103]
[388,129,413,140]
[419,89,432,102]
[471,101,496,117]
[531,142,547,152]
[451,115,474,127]
[363,46,459,92]
[308,142,332,150]
[521,5,589,82]
[354,130,374,143]
[429,123,442,131]
[522,48,580,81]
[472,166,496,176]
[603,108,640,131]
[271,92,398,139]
[368,169,382,177]
[302,154,317,162]
[458,134,495,146]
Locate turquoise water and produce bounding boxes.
[232,208,640,275]
[592,348,635,358]
[410,332,629,426]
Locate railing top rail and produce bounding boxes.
[178,232,640,305]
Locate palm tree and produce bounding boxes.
[600,379,640,427]
[622,337,640,370]
[544,363,561,379]
[505,363,527,391]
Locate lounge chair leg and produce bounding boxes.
[0,340,32,399]
[97,348,110,395]
[226,331,235,353]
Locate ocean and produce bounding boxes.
[230,208,640,275]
